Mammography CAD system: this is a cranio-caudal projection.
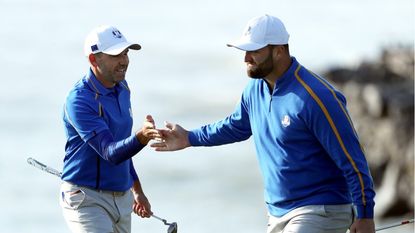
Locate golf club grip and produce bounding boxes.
[27,157,62,177]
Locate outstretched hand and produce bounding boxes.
[150,121,190,151]
[136,115,162,145]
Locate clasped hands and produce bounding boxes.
[136,115,190,151]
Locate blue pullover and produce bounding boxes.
[62,69,145,191]
[189,57,375,218]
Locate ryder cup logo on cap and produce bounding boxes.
[84,25,141,56]
[227,14,289,51]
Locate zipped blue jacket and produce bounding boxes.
[188,57,375,218]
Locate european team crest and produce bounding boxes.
[281,115,290,127]
[112,30,123,39]
[244,26,251,36]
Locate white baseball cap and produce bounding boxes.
[227,15,290,51]
[84,25,141,56]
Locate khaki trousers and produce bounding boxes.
[60,182,133,233]
[267,204,354,233]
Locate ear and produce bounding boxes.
[273,45,285,57]
[88,54,98,67]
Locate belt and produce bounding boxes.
[62,181,128,197]
[98,190,128,197]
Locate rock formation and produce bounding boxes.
[323,45,414,218]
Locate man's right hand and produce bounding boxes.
[136,115,162,145]
[150,121,190,151]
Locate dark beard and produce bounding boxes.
[247,51,274,79]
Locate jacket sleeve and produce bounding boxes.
[87,129,146,165]
[304,83,375,218]
[189,95,252,146]
[130,159,139,181]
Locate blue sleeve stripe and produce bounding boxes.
[293,64,367,206]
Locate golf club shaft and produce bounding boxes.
[376,219,414,231]
[152,214,165,222]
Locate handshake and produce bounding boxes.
[135,115,190,152]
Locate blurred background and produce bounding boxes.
[0,0,413,232]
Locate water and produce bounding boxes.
[1,0,413,232]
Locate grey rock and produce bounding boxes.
[323,45,414,219]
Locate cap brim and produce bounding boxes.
[102,41,141,55]
[226,39,267,51]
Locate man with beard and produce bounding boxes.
[151,15,376,233]
[61,25,160,233]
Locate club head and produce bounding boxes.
[167,222,178,233]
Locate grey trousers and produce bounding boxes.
[60,182,133,233]
[267,204,354,233]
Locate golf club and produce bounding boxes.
[152,214,178,233]
[27,157,178,232]
[375,218,414,231]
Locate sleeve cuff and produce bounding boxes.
[355,203,374,218]
[188,130,202,146]
[130,134,146,151]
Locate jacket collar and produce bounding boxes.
[85,68,116,96]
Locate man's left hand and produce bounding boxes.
[132,193,152,218]
[349,218,375,233]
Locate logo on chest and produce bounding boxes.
[281,115,291,127]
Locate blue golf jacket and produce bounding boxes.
[188,57,375,218]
